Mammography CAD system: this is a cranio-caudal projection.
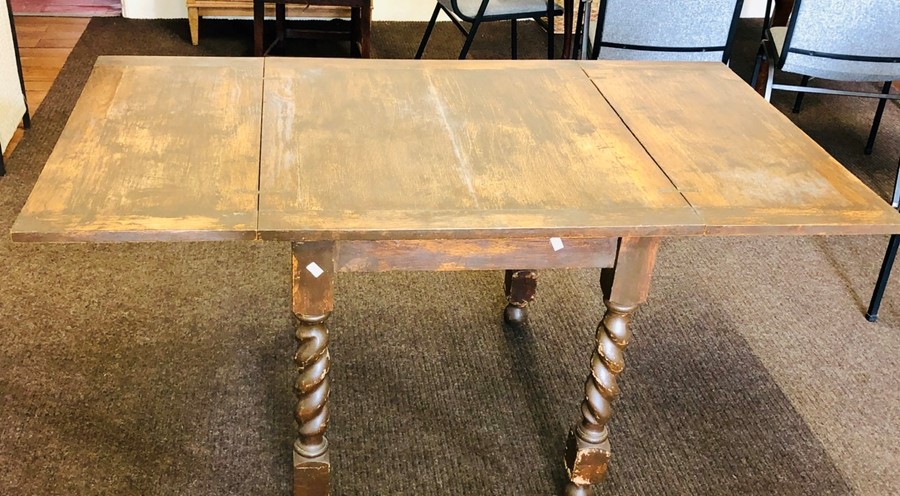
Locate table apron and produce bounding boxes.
[331,237,618,272]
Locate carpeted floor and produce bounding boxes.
[0,17,898,496]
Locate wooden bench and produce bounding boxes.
[186,0,355,46]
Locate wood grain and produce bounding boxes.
[291,241,336,317]
[11,56,263,242]
[582,61,900,235]
[258,58,701,241]
[334,238,617,272]
[13,58,900,245]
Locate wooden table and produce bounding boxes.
[11,56,900,495]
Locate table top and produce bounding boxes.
[12,56,900,243]
[12,57,263,242]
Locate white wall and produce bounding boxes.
[120,0,437,19]
[122,0,770,20]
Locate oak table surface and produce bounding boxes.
[10,56,900,495]
[12,57,900,241]
[12,57,263,242]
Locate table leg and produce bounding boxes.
[565,237,659,495]
[291,241,336,496]
[504,269,537,325]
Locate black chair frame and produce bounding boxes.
[1,0,31,177]
[750,0,900,322]
[587,0,744,64]
[415,0,562,60]
[751,0,899,156]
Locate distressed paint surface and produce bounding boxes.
[583,61,900,235]
[334,238,617,272]
[11,56,262,242]
[13,58,900,243]
[258,59,699,240]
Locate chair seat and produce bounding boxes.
[441,0,561,21]
[770,26,787,58]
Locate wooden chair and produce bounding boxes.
[252,0,371,57]
[186,0,355,48]
[1,0,30,176]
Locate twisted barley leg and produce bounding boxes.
[291,241,335,496]
[564,237,658,495]
[565,301,635,494]
[294,313,331,459]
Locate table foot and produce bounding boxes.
[565,426,612,488]
[293,450,331,495]
[504,269,537,325]
[564,481,592,496]
[504,304,528,325]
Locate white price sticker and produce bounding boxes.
[306,262,325,278]
[550,237,564,252]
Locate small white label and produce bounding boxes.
[550,237,564,252]
[306,262,325,278]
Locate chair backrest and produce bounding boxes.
[447,0,551,21]
[593,0,743,63]
[778,0,900,82]
[1,0,27,155]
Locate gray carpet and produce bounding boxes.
[0,17,898,495]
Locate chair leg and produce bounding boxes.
[0,152,6,177]
[511,19,518,59]
[22,109,31,130]
[350,7,361,57]
[892,157,900,209]
[415,4,442,59]
[764,55,775,102]
[253,0,265,56]
[188,7,200,45]
[750,44,764,91]
[275,3,286,55]
[546,5,555,59]
[459,20,482,60]
[867,233,900,322]
[359,3,372,58]
[864,81,892,155]
[792,75,810,113]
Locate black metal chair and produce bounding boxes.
[582,0,743,63]
[748,0,900,322]
[415,0,563,60]
[751,0,900,156]
[1,0,30,176]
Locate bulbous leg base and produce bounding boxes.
[504,303,528,325]
[504,269,536,325]
[565,482,591,496]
